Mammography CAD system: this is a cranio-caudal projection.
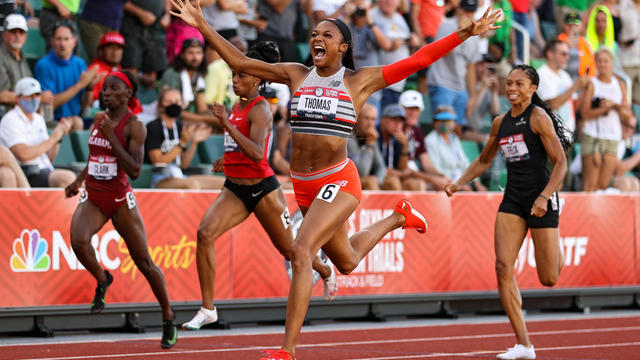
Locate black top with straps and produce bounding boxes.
[497,104,549,195]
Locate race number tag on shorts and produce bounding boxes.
[281,208,291,229]
[499,134,530,163]
[223,131,239,152]
[78,189,88,204]
[126,191,136,210]
[297,87,339,120]
[317,183,341,203]
[88,155,118,180]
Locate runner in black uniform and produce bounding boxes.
[445,65,571,360]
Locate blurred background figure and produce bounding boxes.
[348,102,387,190]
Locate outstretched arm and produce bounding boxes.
[349,7,502,107]
[170,0,306,87]
[444,113,503,197]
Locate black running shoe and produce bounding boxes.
[161,317,178,349]
[90,270,113,314]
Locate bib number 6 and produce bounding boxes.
[317,183,340,203]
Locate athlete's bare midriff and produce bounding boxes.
[289,133,347,173]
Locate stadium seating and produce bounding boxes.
[52,133,76,167]
[23,28,46,69]
[198,134,225,164]
[460,140,480,162]
[71,130,91,162]
[129,164,153,189]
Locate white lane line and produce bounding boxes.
[16,326,640,360]
[343,341,640,359]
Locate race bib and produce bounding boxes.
[88,155,118,180]
[224,131,239,152]
[296,87,339,121]
[499,134,530,163]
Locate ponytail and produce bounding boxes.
[532,92,573,150]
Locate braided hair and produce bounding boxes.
[510,64,573,150]
[246,41,280,89]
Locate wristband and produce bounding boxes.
[538,194,547,201]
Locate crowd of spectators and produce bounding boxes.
[0,0,639,193]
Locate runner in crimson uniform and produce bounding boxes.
[172,1,501,358]
[182,42,335,331]
[64,71,177,349]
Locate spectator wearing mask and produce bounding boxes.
[40,0,81,50]
[34,21,98,130]
[0,14,30,112]
[557,11,596,79]
[77,0,127,62]
[146,88,224,189]
[425,105,486,191]
[428,0,483,137]
[88,32,125,106]
[618,0,640,105]
[0,77,75,187]
[160,38,208,115]
[347,102,387,190]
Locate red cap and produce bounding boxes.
[99,32,125,48]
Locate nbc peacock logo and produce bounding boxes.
[10,229,51,272]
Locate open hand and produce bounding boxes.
[459,7,502,40]
[169,0,204,28]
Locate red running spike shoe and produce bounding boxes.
[394,199,427,233]
[259,349,296,360]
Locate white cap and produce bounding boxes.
[399,90,424,111]
[3,14,28,32]
[15,77,42,96]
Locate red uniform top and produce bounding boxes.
[85,112,133,194]
[223,96,275,179]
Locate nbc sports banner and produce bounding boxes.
[0,190,637,308]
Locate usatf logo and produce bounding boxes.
[10,229,51,272]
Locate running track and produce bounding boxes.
[3,313,640,359]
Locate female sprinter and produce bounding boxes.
[445,65,570,360]
[64,71,177,349]
[171,1,500,359]
[182,42,336,331]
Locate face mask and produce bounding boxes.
[438,123,450,133]
[19,98,41,114]
[164,104,182,118]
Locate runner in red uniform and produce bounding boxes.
[182,42,336,331]
[171,1,501,358]
[65,71,177,349]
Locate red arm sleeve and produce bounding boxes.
[382,32,463,86]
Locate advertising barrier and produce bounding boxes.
[1,190,637,308]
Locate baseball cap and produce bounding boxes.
[564,12,581,24]
[382,104,406,119]
[3,13,28,32]
[399,90,424,111]
[15,77,42,96]
[99,32,125,48]
[460,0,478,12]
